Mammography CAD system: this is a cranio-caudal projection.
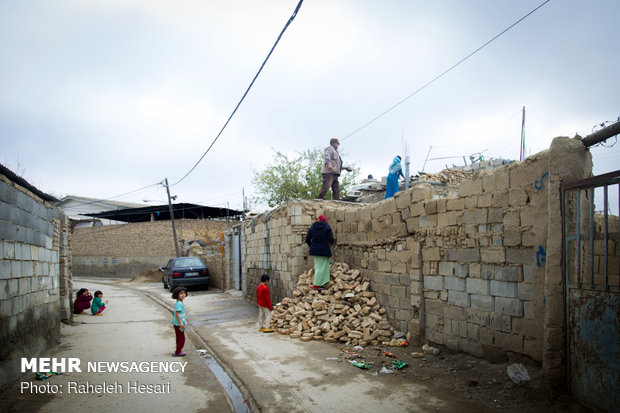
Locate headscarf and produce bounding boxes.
[317,215,327,222]
[389,156,402,175]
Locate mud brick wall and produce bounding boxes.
[0,173,71,390]
[236,137,593,379]
[72,219,227,279]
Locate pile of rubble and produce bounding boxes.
[416,168,473,185]
[271,262,396,346]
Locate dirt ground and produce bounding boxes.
[330,343,594,413]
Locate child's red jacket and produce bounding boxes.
[256,284,273,310]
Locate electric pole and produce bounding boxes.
[164,178,180,257]
[520,106,526,161]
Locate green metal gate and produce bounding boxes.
[562,170,620,412]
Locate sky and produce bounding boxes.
[1,0,619,212]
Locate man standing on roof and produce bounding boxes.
[318,138,351,200]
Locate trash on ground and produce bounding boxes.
[353,345,364,350]
[393,360,409,370]
[380,366,394,374]
[411,352,424,358]
[422,344,440,355]
[393,331,406,339]
[384,338,408,347]
[384,351,396,358]
[506,363,531,385]
[353,361,372,369]
[325,357,338,361]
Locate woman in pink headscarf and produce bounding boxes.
[305,215,335,290]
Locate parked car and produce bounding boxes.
[161,257,210,290]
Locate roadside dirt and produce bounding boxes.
[330,343,593,413]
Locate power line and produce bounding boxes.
[340,0,551,142]
[171,0,304,187]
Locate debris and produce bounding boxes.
[384,339,408,347]
[325,357,338,361]
[380,366,394,374]
[271,262,397,346]
[384,352,397,358]
[392,360,409,370]
[410,352,425,358]
[353,361,372,369]
[422,344,440,355]
[506,363,531,385]
[393,332,406,339]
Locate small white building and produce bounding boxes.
[56,195,145,227]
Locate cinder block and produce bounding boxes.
[438,211,459,227]
[438,262,455,276]
[448,290,470,308]
[490,280,518,298]
[512,317,539,338]
[506,248,534,265]
[445,276,466,291]
[471,294,494,311]
[495,297,523,317]
[496,266,521,281]
[456,248,480,262]
[467,278,489,295]
[422,247,440,261]
[423,276,443,291]
[481,248,505,263]
[411,184,432,202]
[395,191,411,209]
[509,188,528,207]
[419,214,437,228]
[446,198,465,211]
[460,179,483,197]
[463,208,488,225]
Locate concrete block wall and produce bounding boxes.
[242,203,337,302]
[0,173,68,390]
[71,219,227,279]
[235,137,593,375]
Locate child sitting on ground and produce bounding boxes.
[91,290,108,316]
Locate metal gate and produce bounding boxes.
[562,170,620,412]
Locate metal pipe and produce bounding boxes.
[581,121,620,147]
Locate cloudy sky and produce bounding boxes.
[1,0,618,211]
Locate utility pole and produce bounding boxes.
[164,178,180,257]
[520,106,526,161]
[402,127,410,191]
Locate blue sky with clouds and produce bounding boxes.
[1,0,618,210]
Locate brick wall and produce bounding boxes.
[71,219,227,281]
[233,137,595,380]
[0,172,71,390]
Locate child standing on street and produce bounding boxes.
[171,287,188,357]
[257,274,274,333]
[90,290,108,316]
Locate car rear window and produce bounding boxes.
[175,258,204,268]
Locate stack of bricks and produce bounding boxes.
[270,262,395,345]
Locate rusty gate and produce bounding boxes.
[562,170,620,412]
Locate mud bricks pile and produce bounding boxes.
[271,262,395,345]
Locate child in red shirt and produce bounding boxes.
[257,274,274,333]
